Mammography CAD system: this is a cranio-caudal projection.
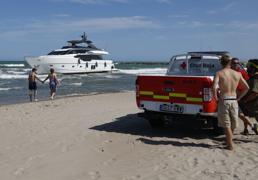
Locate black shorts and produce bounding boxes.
[239,100,258,122]
[29,82,37,90]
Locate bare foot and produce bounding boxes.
[226,146,233,151]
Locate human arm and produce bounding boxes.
[43,75,49,83]
[237,75,249,101]
[54,74,61,85]
[241,78,258,102]
[35,75,44,83]
[212,72,219,101]
[243,92,258,103]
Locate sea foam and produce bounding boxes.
[118,68,167,75]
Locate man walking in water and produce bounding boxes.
[212,55,249,150]
[28,68,43,102]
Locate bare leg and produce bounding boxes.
[29,90,33,102]
[225,127,233,150]
[52,92,56,99]
[33,90,38,101]
[239,113,253,130]
[50,91,55,99]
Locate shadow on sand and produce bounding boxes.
[90,113,258,149]
[90,113,221,140]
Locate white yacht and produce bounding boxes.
[25,33,115,74]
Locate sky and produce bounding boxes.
[0,0,258,61]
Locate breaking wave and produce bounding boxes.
[0,64,25,68]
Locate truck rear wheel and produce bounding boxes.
[212,118,224,135]
[144,111,165,128]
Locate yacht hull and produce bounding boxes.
[25,55,115,74]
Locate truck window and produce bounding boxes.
[167,58,221,76]
[167,59,187,75]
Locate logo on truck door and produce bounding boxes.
[164,87,174,92]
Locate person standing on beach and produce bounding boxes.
[212,55,249,150]
[231,58,258,135]
[43,68,60,100]
[28,68,43,102]
[239,59,258,131]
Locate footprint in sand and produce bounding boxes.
[103,157,117,166]
[122,174,141,180]
[154,163,168,171]
[102,139,113,145]
[221,160,226,166]
[187,157,199,168]
[88,171,101,179]
[168,154,177,159]
[61,143,74,153]
[13,154,45,176]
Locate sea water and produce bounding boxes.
[0,61,167,105]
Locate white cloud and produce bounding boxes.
[42,16,158,30]
[168,14,189,18]
[53,14,70,17]
[156,0,173,4]
[207,2,237,14]
[174,20,258,31]
[0,16,160,39]
[176,21,206,28]
[227,21,258,29]
[221,2,236,11]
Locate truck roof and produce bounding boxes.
[187,51,230,56]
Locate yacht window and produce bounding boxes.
[95,62,98,67]
[66,49,87,54]
[66,50,75,54]
[104,62,107,67]
[78,55,102,61]
[62,65,65,67]
[76,50,87,54]
[86,62,88,68]
[48,50,68,55]
[72,65,75,68]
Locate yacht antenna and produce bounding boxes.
[81,32,87,43]
[67,32,98,49]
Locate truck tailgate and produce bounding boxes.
[136,74,216,114]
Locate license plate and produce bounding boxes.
[159,104,184,113]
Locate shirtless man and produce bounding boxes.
[28,68,43,102]
[212,55,249,150]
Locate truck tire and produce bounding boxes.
[144,111,165,128]
[212,118,224,135]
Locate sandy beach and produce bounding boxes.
[0,91,258,180]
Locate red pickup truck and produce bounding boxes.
[136,51,240,131]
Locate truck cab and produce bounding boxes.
[136,51,231,130]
